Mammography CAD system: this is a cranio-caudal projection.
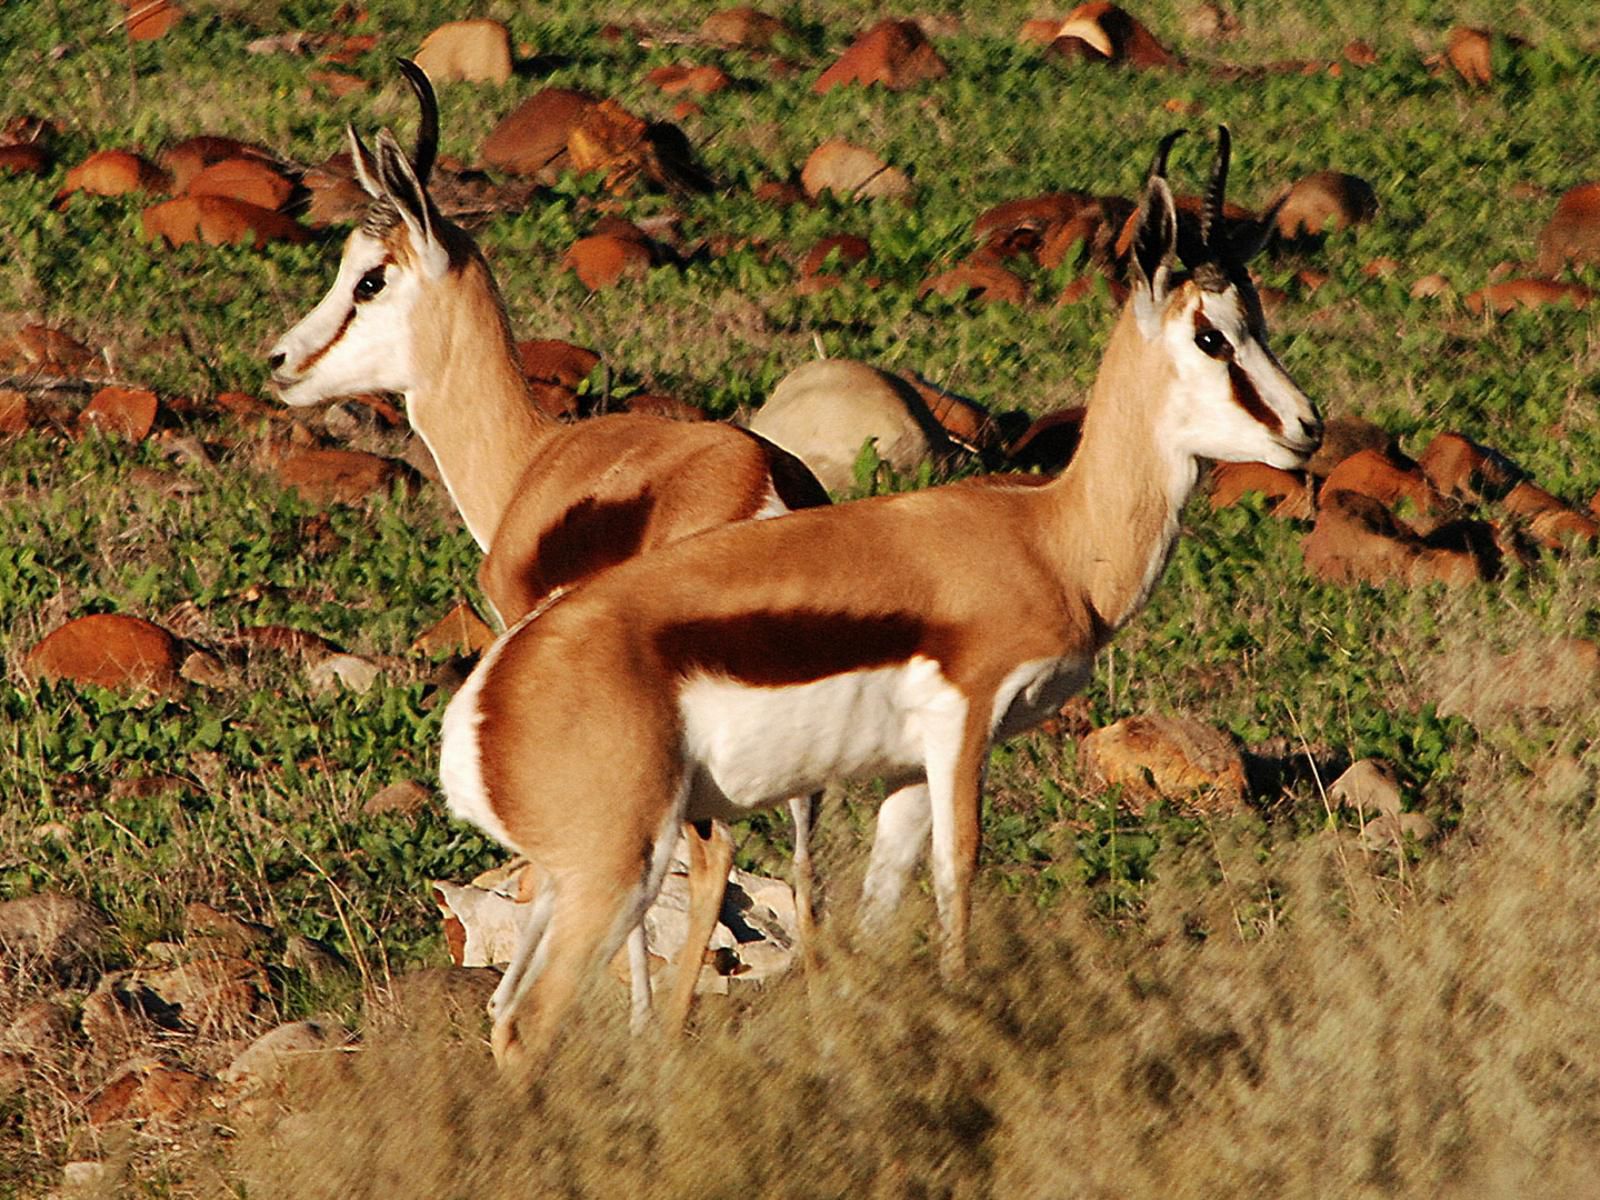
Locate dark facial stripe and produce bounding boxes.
[657,610,957,688]
[1226,361,1283,433]
[293,304,356,375]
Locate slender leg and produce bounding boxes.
[659,818,735,1036]
[923,718,989,980]
[858,783,932,935]
[788,792,821,975]
[492,786,685,1072]
[626,924,653,1035]
[489,886,553,1026]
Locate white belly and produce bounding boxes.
[679,656,958,821]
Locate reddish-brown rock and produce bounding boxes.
[701,7,790,48]
[414,18,513,85]
[1209,461,1314,518]
[411,601,495,658]
[813,20,949,94]
[482,88,598,177]
[1007,408,1086,473]
[801,139,912,201]
[1536,183,1600,275]
[1304,416,1396,479]
[800,234,871,279]
[308,69,369,97]
[516,340,600,388]
[646,64,733,96]
[1050,3,1180,68]
[142,195,309,249]
[1322,448,1445,519]
[0,144,49,175]
[1079,715,1246,813]
[126,1,183,42]
[1463,279,1594,315]
[1276,171,1378,238]
[1446,27,1494,86]
[26,615,182,694]
[563,234,652,290]
[275,449,394,504]
[1503,483,1600,549]
[973,191,1092,245]
[565,99,657,193]
[56,150,171,203]
[1343,39,1378,66]
[160,135,274,192]
[1303,492,1488,587]
[0,324,96,375]
[0,390,33,435]
[919,262,1027,305]
[1417,432,1519,501]
[78,386,158,441]
[527,382,580,419]
[86,1059,206,1126]
[185,158,295,211]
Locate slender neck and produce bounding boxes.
[1045,304,1197,634]
[405,254,555,549]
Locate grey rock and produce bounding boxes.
[748,359,948,493]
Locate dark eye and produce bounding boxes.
[1195,328,1232,360]
[353,267,386,301]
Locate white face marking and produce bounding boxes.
[268,229,428,407]
[1162,287,1320,470]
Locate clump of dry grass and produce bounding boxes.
[222,740,1600,1200]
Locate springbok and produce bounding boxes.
[265,60,830,1034]
[439,126,1324,1070]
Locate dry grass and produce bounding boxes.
[201,739,1600,1200]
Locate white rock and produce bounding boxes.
[307,653,383,695]
[221,1019,341,1089]
[748,359,946,493]
[1329,758,1404,817]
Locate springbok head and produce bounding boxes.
[1129,127,1322,471]
[268,60,469,407]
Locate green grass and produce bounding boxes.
[3,1,1600,1195]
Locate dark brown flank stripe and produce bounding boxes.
[656,610,960,688]
[293,305,356,375]
[518,491,657,603]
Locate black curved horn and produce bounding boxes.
[395,58,438,188]
[1201,124,1231,254]
[1148,128,1186,185]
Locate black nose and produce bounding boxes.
[1301,416,1324,445]
[267,351,286,371]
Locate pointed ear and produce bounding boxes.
[374,128,447,272]
[1131,174,1177,301]
[347,125,384,200]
